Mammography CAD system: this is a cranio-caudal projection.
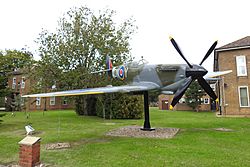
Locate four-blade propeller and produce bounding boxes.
[169,37,218,110]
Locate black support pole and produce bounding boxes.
[141,91,155,131]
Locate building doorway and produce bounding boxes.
[162,99,169,110]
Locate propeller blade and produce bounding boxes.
[199,41,218,65]
[170,77,193,109]
[197,77,217,100]
[169,36,193,68]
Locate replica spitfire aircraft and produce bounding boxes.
[22,37,231,131]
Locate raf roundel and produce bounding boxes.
[119,66,125,80]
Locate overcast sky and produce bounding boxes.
[1,0,250,71]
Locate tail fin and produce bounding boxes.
[91,56,113,75]
[106,56,113,77]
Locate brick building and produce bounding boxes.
[7,69,74,111]
[158,94,213,111]
[214,36,250,116]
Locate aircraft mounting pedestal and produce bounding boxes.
[141,91,155,131]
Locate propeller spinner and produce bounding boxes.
[169,37,218,110]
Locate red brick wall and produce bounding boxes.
[8,72,74,111]
[158,95,173,110]
[217,48,250,116]
[19,142,40,167]
[7,73,29,95]
[28,97,74,111]
[158,94,212,111]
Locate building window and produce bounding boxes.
[21,97,25,106]
[62,97,68,105]
[21,77,25,88]
[51,81,56,90]
[203,98,209,104]
[210,84,216,91]
[36,97,41,106]
[50,96,55,106]
[238,86,249,107]
[179,97,185,103]
[12,77,16,89]
[236,56,247,76]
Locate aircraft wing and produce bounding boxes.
[204,70,232,80]
[22,82,160,98]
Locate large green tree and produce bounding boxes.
[34,6,142,117]
[185,80,206,111]
[0,49,34,96]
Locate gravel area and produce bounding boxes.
[45,142,71,150]
[214,128,234,132]
[106,126,179,139]
[0,163,48,167]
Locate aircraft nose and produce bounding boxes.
[185,65,208,78]
[196,66,208,75]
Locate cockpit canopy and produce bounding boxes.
[127,58,148,68]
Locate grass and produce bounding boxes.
[1,108,250,166]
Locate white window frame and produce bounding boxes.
[236,55,247,76]
[210,84,216,91]
[36,97,41,106]
[238,86,250,107]
[21,97,25,106]
[21,77,25,88]
[179,97,185,103]
[12,77,16,89]
[50,96,55,106]
[203,98,210,104]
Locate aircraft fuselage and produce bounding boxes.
[111,62,188,94]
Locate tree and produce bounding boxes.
[96,93,143,119]
[149,91,159,106]
[0,49,34,111]
[34,6,142,117]
[184,80,206,111]
[0,49,34,94]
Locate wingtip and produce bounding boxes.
[169,105,173,110]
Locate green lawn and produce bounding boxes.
[1,108,250,167]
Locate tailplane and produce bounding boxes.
[91,56,113,75]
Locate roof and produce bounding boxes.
[7,69,24,76]
[217,36,250,50]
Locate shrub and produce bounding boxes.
[96,93,143,119]
[0,113,6,124]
